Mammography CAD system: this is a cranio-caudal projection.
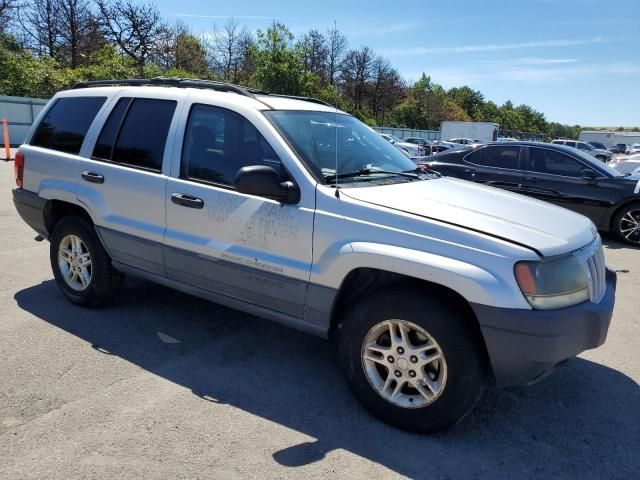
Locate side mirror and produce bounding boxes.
[580,169,598,182]
[235,165,300,204]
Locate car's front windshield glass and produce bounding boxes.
[266,111,418,184]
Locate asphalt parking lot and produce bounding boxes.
[0,160,638,480]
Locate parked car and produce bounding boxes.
[422,142,640,244]
[609,144,628,154]
[379,134,423,157]
[12,79,615,433]
[448,137,479,145]
[610,159,640,175]
[551,139,612,162]
[587,141,609,151]
[403,136,431,146]
[625,143,640,155]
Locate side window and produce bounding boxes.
[92,98,177,172]
[181,104,284,186]
[565,141,576,148]
[32,97,106,154]
[92,97,131,161]
[529,148,588,177]
[576,143,590,151]
[469,146,520,169]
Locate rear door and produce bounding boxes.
[521,145,612,225]
[77,92,183,275]
[162,100,314,318]
[461,145,524,193]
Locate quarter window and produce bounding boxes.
[469,146,520,169]
[92,98,131,161]
[181,104,283,186]
[32,97,106,154]
[529,148,587,177]
[92,98,177,172]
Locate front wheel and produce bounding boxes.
[338,289,487,433]
[613,203,640,246]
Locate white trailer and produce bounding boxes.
[440,121,499,143]
[578,130,640,147]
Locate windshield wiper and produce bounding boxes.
[325,167,420,182]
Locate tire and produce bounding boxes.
[613,203,640,246]
[338,289,487,433]
[50,215,123,307]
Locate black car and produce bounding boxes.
[588,141,609,151]
[609,144,627,154]
[422,142,640,245]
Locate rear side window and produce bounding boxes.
[92,98,177,172]
[469,146,520,169]
[32,97,106,154]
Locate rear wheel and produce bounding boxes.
[338,289,487,433]
[613,203,640,246]
[50,215,123,306]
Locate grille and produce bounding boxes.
[575,237,606,303]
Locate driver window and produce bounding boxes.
[181,104,284,186]
[529,148,588,177]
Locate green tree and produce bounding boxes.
[252,22,302,94]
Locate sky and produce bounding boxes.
[154,0,640,127]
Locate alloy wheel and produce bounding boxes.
[58,234,93,291]
[619,209,640,244]
[361,319,447,408]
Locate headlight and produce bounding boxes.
[514,255,590,310]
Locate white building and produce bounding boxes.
[578,130,640,146]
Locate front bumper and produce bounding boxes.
[472,268,616,387]
[13,188,49,237]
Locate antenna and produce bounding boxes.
[333,20,340,199]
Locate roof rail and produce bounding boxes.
[71,77,336,109]
[267,94,334,108]
[71,77,265,101]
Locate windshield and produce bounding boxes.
[266,111,417,183]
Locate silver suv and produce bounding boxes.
[551,139,613,162]
[12,79,616,433]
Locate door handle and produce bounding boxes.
[81,171,104,184]
[171,193,204,209]
[524,176,537,183]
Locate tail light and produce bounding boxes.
[14,151,24,188]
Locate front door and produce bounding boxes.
[521,146,611,225]
[163,102,314,318]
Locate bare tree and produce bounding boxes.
[206,17,256,83]
[340,46,374,110]
[58,0,93,67]
[370,56,403,125]
[297,29,328,81]
[326,24,347,85]
[97,0,168,76]
[18,0,61,58]
[0,0,19,33]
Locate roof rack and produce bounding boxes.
[266,94,334,108]
[71,77,336,109]
[71,77,266,101]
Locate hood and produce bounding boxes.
[342,178,596,257]
[396,142,420,151]
[591,148,611,156]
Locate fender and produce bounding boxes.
[305,241,532,336]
